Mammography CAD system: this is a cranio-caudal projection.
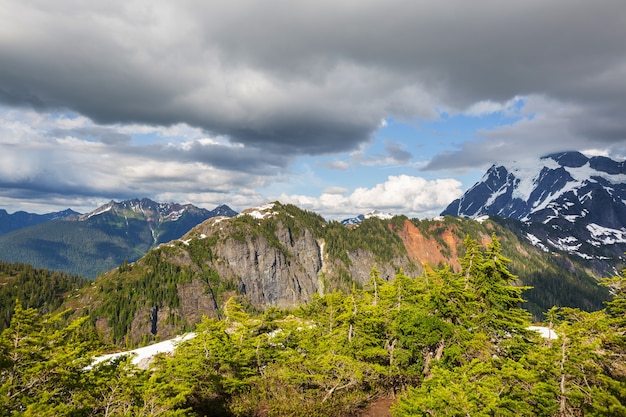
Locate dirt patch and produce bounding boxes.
[358,396,395,417]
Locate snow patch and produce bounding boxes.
[530,180,579,215]
[567,163,626,185]
[563,214,581,223]
[548,236,582,252]
[342,210,394,225]
[167,209,185,221]
[211,216,229,224]
[586,223,626,245]
[509,158,560,202]
[85,204,113,219]
[473,215,490,224]
[527,326,559,340]
[484,183,509,208]
[525,233,549,252]
[239,203,278,220]
[87,333,196,370]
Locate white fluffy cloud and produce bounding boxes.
[279,175,463,219]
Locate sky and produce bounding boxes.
[1,0,625,220]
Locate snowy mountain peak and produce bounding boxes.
[211,204,238,218]
[78,198,236,225]
[364,210,394,220]
[443,152,626,225]
[341,209,394,225]
[442,151,626,261]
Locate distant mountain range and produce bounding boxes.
[0,199,237,278]
[0,208,80,236]
[442,151,626,275]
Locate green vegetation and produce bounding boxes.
[326,217,409,266]
[0,301,189,416]
[90,248,196,344]
[2,237,623,416]
[0,260,88,331]
[88,239,240,345]
[415,215,609,317]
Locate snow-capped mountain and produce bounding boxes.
[79,198,238,227]
[442,151,626,269]
[80,198,206,223]
[238,202,282,220]
[341,210,395,225]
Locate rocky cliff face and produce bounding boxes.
[85,203,413,343]
[184,205,414,309]
[211,224,323,308]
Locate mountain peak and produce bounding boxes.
[210,204,238,217]
[80,198,194,221]
[0,199,238,278]
[341,209,394,225]
[442,152,626,261]
[544,151,589,168]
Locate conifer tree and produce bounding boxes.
[0,301,98,416]
[480,235,531,329]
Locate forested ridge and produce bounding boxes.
[1,236,624,416]
[0,260,88,331]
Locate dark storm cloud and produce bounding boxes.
[0,178,137,200]
[138,141,292,175]
[47,126,293,175]
[0,112,290,212]
[1,0,625,163]
[0,175,230,209]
